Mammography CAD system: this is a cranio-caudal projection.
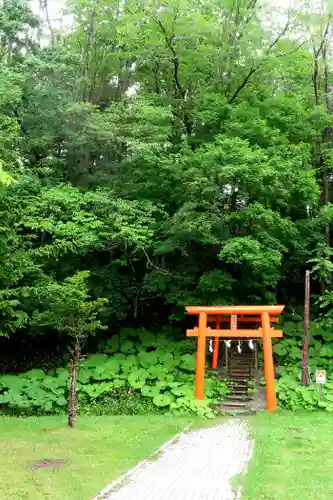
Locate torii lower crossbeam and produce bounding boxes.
[186,328,283,338]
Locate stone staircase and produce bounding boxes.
[218,345,255,414]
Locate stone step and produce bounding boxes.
[232,360,253,364]
[231,365,252,369]
[225,394,251,401]
[232,359,253,363]
[223,399,248,408]
[217,406,251,414]
[231,362,252,366]
[231,361,251,364]
[231,366,251,370]
[229,387,249,396]
[232,363,253,367]
[232,366,252,370]
[232,356,253,360]
[231,362,253,366]
[230,357,251,361]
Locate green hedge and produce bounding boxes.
[0,328,229,418]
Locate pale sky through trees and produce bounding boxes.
[29,0,299,25]
[30,0,64,18]
[28,0,326,48]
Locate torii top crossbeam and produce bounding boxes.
[186,305,284,315]
[185,304,285,412]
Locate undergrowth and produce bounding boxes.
[275,321,333,411]
[0,328,229,418]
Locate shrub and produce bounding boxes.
[274,321,333,411]
[77,388,165,415]
[276,370,333,412]
[0,329,229,418]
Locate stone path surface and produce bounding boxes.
[93,420,253,500]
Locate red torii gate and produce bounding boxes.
[185,305,284,412]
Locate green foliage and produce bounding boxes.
[274,321,333,369]
[31,271,107,341]
[316,287,333,330]
[274,321,333,411]
[277,374,333,412]
[1,0,333,373]
[0,368,68,413]
[78,388,164,415]
[0,330,229,418]
[0,160,15,186]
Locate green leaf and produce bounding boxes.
[113,379,125,388]
[141,385,160,397]
[137,350,159,368]
[120,340,136,354]
[43,402,53,412]
[180,354,196,371]
[24,369,45,381]
[153,393,175,407]
[128,370,147,389]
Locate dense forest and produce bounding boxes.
[1,0,333,375]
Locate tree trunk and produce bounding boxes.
[68,338,80,428]
[301,271,310,386]
[82,8,95,102]
[311,22,332,293]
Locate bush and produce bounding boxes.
[276,370,333,412]
[274,321,333,369]
[0,328,229,418]
[274,321,333,411]
[78,388,165,415]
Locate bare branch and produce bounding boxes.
[311,15,332,107]
[142,248,182,278]
[228,67,258,104]
[276,40,307,58]
[142,248,171,275]
[154,17,185,99]
[268,18,290,50]
[228,16,295,104]
[245,0,259,24]
[39,0,55,46]
[314,16,331,59]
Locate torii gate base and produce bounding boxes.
[185,305,285,412]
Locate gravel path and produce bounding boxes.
[93,419,253,500]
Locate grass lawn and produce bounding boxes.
[0,414,196,500]
[243,410,333,500]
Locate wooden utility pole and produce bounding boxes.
[301,270,310,386]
